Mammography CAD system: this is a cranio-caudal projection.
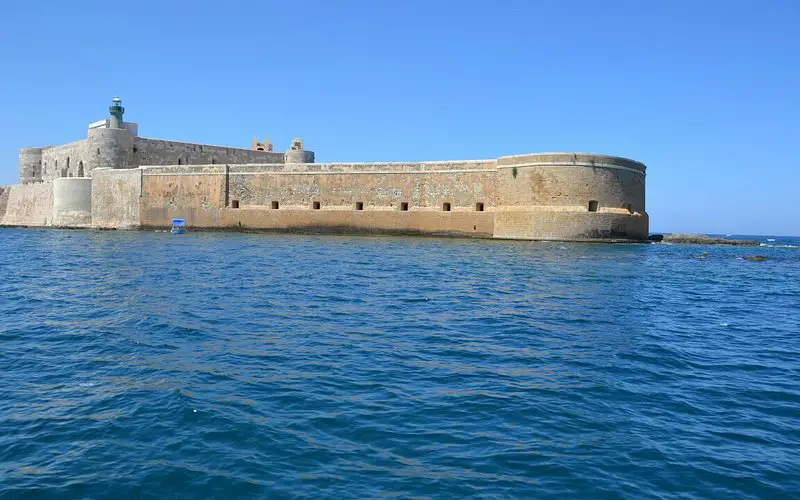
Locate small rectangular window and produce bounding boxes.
[626,203,633,213]
[355,202,364,211]
[588,200,599,212]
[271,201,279,209]
[400,202,409,211]
[443,202,451,212]
[313,201,321,210]
[475,202,484,212]
[231,200,240,209]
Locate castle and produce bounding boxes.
[0,98,648,241]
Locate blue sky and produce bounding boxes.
[1,0,798,235]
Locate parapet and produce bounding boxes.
[497,152,646,174]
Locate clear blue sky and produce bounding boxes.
[1,0,798,235]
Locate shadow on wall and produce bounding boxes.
[0,186,9,220]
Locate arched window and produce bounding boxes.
[66,157,70,170]
[78,161,84,177]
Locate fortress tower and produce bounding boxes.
[18,148,43,183]
[86,97,136,172]
[285,138,315,163]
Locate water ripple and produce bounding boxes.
[1,229,799,498]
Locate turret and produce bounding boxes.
[285,138,315,163]
[19,147,43,183]
[252,137,273,152]
[87,97,135,170]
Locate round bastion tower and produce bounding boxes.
[493,153,648,241]
[86,97,135,171]
[285,138,315,164]
[19,147,43,183]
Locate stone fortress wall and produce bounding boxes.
[20,128,290,183]
[1,99,648,241]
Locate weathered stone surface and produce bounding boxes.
[127,154,647,241]
[0,182,53,226]
[3,102,650,241]
[53,178,92,227]
[26,125,295,183]
[91,169,141,229]
[0,186,9,219]
[5,152,650,241]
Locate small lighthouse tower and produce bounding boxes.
[109,97,125,128]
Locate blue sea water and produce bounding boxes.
[1,228,798,499]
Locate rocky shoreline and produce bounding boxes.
[649,233,760,246]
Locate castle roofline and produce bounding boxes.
[497,152,647,172]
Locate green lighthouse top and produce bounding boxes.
[109,97,125,124]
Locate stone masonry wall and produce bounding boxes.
[138,165,227,228]
[228,161,496,210]
[29,133,290,184]
[53,178,92,227]
[0,186,9,219]
[40,140,90,180]
[91,169,142,229]
[4,147,647,240]
[0,181,54,226]
[134,138,286,167]
[493,209,648,241]
[496,153,646,212]
[492,153,648,240]
[138,162,497,237]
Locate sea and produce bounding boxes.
[1,228,798,499]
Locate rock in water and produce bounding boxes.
[662,234,760,246]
